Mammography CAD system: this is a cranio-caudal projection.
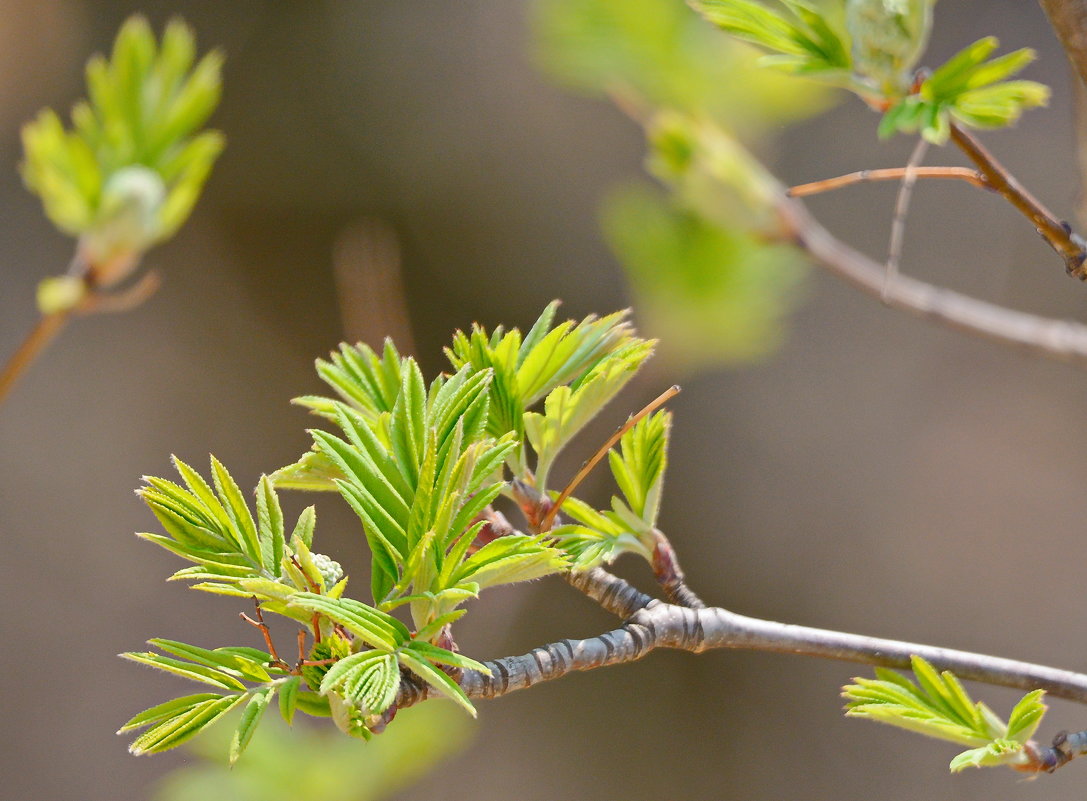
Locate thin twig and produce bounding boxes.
[948,122,1087,278]
[540,385,681,532]
[787,166,988,197]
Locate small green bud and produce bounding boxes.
[79,166,166,285]
[310,552,344,588]
[36,275,88,315]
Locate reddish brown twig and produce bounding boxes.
[241,598,291,670]
[948,122,1087,278]
[787,165,989,197]
[538,385,681,532]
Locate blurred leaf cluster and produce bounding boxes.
[533,0,836,371]
[689,1,1049,143]
[153,706,471,801]
[21,15,223,304]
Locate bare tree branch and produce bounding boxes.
[396,599,1087,709]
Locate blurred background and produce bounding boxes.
[4,1,1087,799]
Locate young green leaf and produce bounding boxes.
[126,693,245,755]
[229,686,275,765]
[278,675,302,725]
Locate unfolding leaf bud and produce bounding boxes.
[79,166,166,286]
[846,0,935,93]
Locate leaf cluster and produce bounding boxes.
[879,37,1049,143]
[128,305,674,759]
[843,655,1047,772]
[691,0,852,84]
[21,15,223,266]
[688,1,1048,141]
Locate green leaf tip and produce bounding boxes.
[21,13,224,283]
[842,656,1048,772]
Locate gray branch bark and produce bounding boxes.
[396,599,1087,710]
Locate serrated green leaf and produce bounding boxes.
[127,693,244,755]
[120,651,248,691]
[1005,689,1046,744]
[278,675,301,725]
[404,640,490,674]
[269,449,345,491]
[256,475,284,576]
[118,693,221,733]
[148,638,272,683]
[288,593,410,651]
[229,686,274,765]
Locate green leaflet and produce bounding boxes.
[692,0,851,80]
[277,676,302,725]
[229,686,275,765]
[551,495,655,568]
[319,651,401,716]
[525,339,655,489]
[608,410,670,526]
[127,694,246,755]
[879,37,1048,143]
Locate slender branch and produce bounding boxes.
[1038,0,1087,89]
[948,123,1087,278]
[787,166,989,198]
[395,599,1087,709]
[775,194,1087,365]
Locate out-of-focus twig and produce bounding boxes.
[332,219,416,355]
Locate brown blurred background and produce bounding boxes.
[4,1,1087,799]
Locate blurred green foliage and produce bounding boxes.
[21,15,223,296]
[153,705,472,801]
[533,0,835,370]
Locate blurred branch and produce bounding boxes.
[0,271,160,406]
[775,194,1087,365]
[1039,0,1087,88]
[332,219,416,355]
[396,597,1087,708]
